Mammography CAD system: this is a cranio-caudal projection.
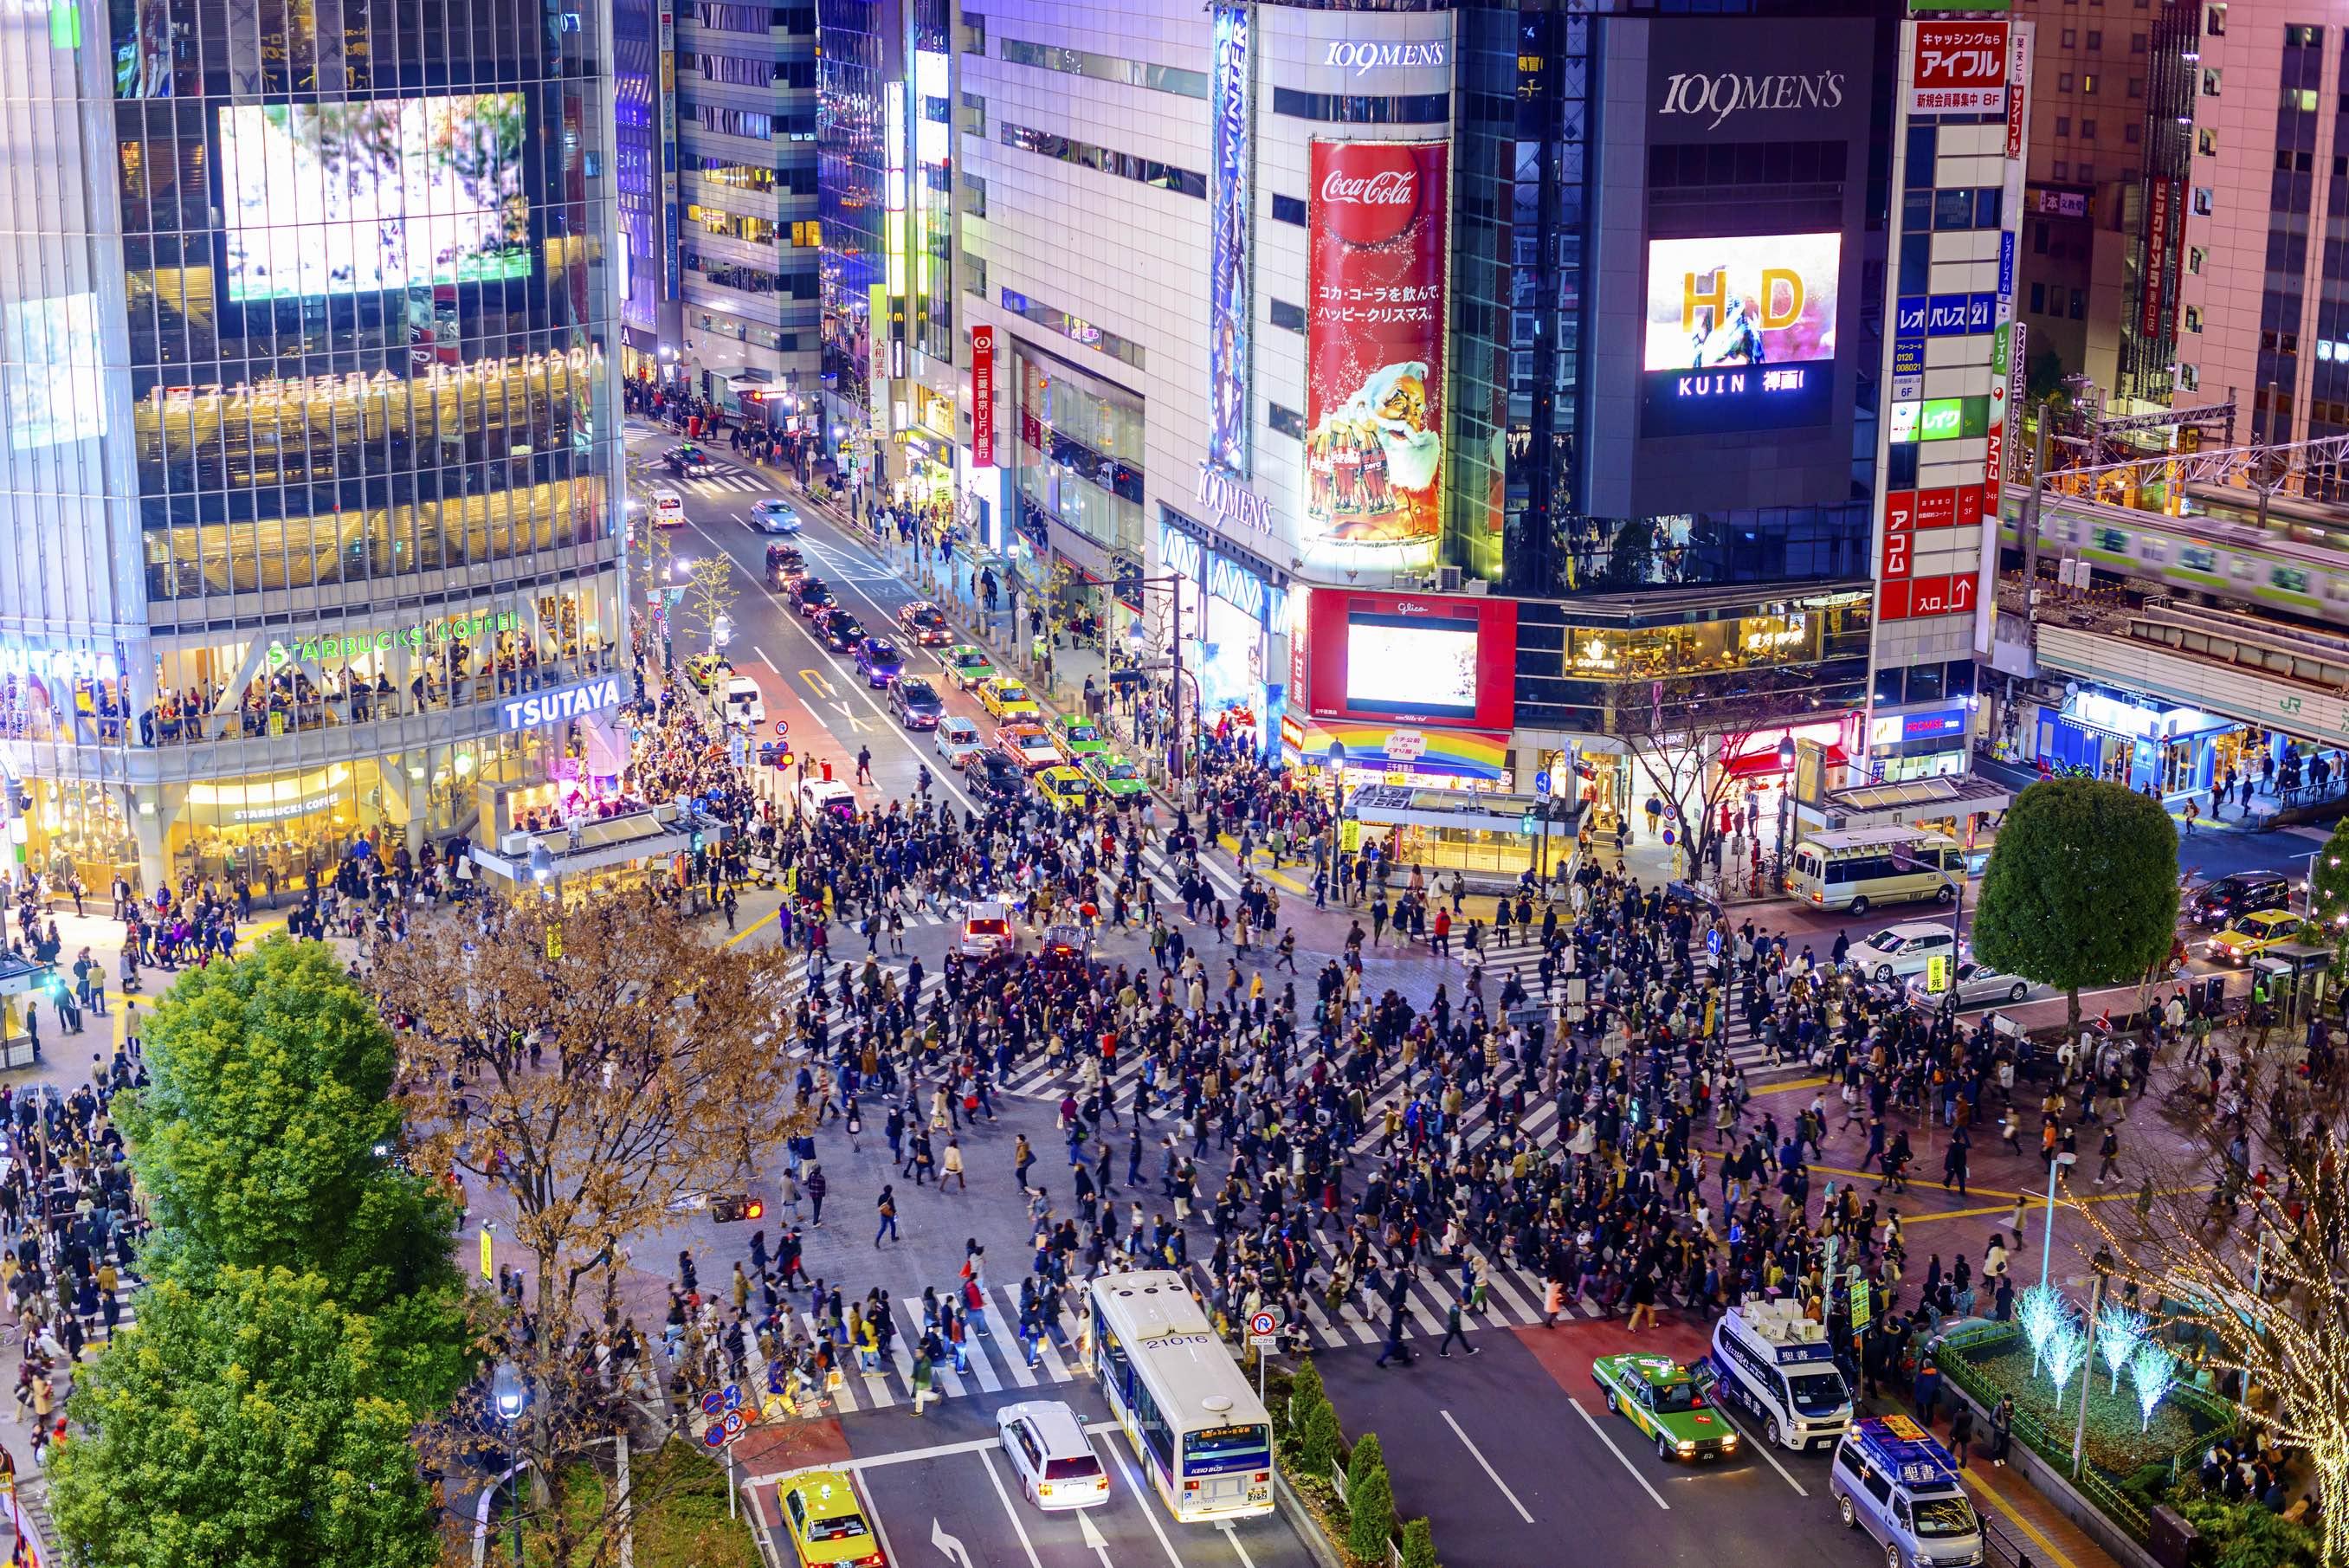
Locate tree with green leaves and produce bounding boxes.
[117,937,472,1410]
[49,1266,439,1568]
[1400,1516,1441,1568]
[2306,816,2349,965]
[1971,778,2179,1035]
[1345,1431,1394,1565]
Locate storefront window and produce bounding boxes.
[1014,349,1145,555]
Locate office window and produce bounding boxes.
[1268,403,1305,440]
[1268,299,1306,333]
[2059,74,2074,91]
[2127,78,2143,100]
[2070,289,2086,319]
[2062,27,2076,44]
[1272,194,1306,226]
[2054,158,2069,178]
[2184,306,2202,332]
[2077,163,2094,182]
[2130,31,2146,49]
[2087,29,2101,47]
[2203,68,2221,95]
[2055,116,2070,135]
[2030,281,2047,313]
[2081,119,2097,139]
[2198,127,2217,155]
[2125,122,2141,142]
[2204,1,2224,31]
[2082,74,2097,93]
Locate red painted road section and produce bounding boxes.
[736,1414,853,1526]
[1513,1310,1713,1396]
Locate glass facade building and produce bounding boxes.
[816,0,890,440]
[0,0,629,894]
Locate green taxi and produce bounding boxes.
[1591,1352,1740,1462]
[1050,713,1110,759]
[1080,751,1148,802]
[938,643,996,691]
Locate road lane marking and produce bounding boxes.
[1091,1431,1185,1568]
[1700,1402,1805,1496]
[929,1517,971,1568]
[754,644,779,672]
[1567,1397,1670,1510]
[1439,1410,1533,1523]
[801,668,837,699]
[1220,1520,1258,1568]
[977,1449,1046,1568]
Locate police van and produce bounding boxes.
[1706,1300,1853,1450]
[1830,1416,1984,1568]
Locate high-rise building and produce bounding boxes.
[669,0,823,415]
[0,0,630,892]
[2007,0,2172,396]
[615,0,685,368]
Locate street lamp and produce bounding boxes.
[1326,740,1349,893]
[1774,735,1797,894]
[491,1358,528,1568]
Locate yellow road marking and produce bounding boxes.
[800,668,836,699]
[1959,1459,2081,1568]
[726,907,781,948]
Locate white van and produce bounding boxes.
[721,674,765,727]
[1706,1301,1852,1451]
[650,487,687,527]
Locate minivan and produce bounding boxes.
[1791,828,1965,916]
[721,675,764,727]
[650,487,687,527]
[1831,1416,1984,1568]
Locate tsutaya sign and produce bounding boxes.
[499,674,623,731]
[1195,461,1273,534]
[269,610,519,668]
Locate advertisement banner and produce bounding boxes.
[1304,588,1515,732]
[1910,21,2009,115]
[2139,178,2175,339]
[1304,140,1449,573]
[1206,4,1254,476]
[1641,232,1842,436]
[2006,23,2031,158]
[971,324,995,467]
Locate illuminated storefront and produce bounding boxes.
[1161,509,1289,758]
[0,0,628,896]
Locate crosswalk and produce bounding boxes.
[1446,937,1797,1081]
[687,1280,1082,1432]
[688,466,771,496]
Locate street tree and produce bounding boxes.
[49,1266,439,1568]
[680,553,737,661]
[370,893,809,1568]
[1601,663,1836,889]
[2305,815,2349,965]
[1970,777,2178,1034]
[2072,1048,2349,1568]
[117,938,472,1410]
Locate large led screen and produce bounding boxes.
[1344,613,1477,719]
[219,94,531,302]
[1642,232,1839,436]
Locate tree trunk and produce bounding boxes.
[2316,1455,2349,1568]
[2067,984,2082,1038]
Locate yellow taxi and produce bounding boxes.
[682,651,731,692]
[976,676,1042,720]
[1035,765,1093,815]
[776,1469,887,1568]
[2206,908,2306,965]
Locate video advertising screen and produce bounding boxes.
[218,94,532,302]
[1642,232,1841,437]
[1344,611,1478,719]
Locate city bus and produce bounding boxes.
[1787,827,1965,915]
[1087,1269,1275,1523]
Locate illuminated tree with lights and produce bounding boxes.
[2307,816,2349,969]
[2073,1042,2349,1568]
[2129,1340,2178,1433]
[2019,1283,2072,1377]
[2098,1302,2148,1395]
[2046,1324,2088,1410]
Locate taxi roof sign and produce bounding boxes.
[1851,1415,1963,1487]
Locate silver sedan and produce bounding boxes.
[1906,959,2033,1010]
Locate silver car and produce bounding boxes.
[1905,958,2030,1010]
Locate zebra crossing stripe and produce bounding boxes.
[976,1295,1037,1389]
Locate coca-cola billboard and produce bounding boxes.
[1304,139,1449,574]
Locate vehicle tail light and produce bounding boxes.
[1253,1473,1269,1484]
[1037,1484,1054,1499]
[1184,1481,1199,1491]
[855,1554,887,1568]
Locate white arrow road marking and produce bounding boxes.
[1079,1508,1113,1565]
[976,1449,1044,1568]
[930,1517,971,1568]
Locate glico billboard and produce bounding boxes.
[1301,587,1516,732]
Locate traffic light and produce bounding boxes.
[709,1195,763,1223]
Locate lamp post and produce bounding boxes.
[491,1358,528,1568]
[1326,740,1349,892]
[1774,734,1797,894]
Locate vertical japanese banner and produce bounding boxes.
[971,324,995,468]
[1206,4,1254,476]
[1303,139,1449,573]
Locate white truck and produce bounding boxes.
[1703,1300,1853,1451]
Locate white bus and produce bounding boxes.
[1087,1269,1275,1523]
[1788,827,1965,915]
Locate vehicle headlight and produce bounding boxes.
[1678,1441,1695,1455]
[1723,1434,1739,1448]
